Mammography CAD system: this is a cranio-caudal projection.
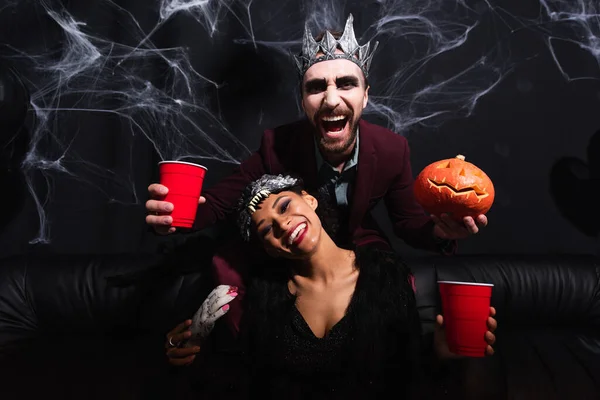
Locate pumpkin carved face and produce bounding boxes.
[414,155,495,219]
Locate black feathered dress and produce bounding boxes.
[184,246,424,399]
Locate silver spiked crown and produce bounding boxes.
[294,14,379,78]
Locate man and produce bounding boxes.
[145,14,487,252]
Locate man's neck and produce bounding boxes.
[322,138,357,173]
[327,157,348,173]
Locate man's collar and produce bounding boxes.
[314,127,360,173]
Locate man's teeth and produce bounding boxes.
[288,223,307,245]
[322,115,346,122]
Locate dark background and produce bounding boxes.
[1,0,599,258]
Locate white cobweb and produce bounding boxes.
[1,0,598,244]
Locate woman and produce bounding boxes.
[166,174,497,398]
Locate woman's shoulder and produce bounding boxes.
[353,246,414,296]
[354,246,410,276]
[350,246,418,340]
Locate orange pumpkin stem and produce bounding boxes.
[456,154,465,161]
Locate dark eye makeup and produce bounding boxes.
[259,198,292,237]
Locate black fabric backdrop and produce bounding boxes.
[1,0,599,258]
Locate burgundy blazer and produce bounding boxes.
[194,118,438,251]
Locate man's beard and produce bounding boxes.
[313,111,359,155]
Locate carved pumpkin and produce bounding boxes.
[414,154,494,219]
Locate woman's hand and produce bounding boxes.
[187,285,238,346]
[434,306,497,359]
[164,285,238,367]
[165,319,199,366]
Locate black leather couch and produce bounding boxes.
[1,241,599,399]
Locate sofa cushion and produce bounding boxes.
[434,255,600,328]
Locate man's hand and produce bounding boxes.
[434,306,497,359]
[432,214,488,240]
[145,183,206,235]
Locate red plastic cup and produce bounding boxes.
[158,161,207,229]
[438,281,494,357]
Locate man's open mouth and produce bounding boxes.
[320,115,348,133]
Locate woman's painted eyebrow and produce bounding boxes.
[255,195,287,229]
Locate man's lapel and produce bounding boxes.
[348,119,377,233]
[293,120,319,190]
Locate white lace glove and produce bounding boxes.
[184,284,238,347]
